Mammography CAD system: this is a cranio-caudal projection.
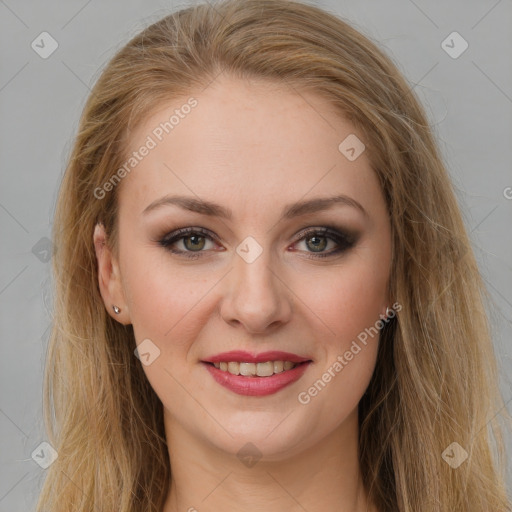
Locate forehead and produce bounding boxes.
[117,75,380,217]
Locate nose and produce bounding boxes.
[219,245,293,334]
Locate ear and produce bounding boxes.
[93,223,131,325]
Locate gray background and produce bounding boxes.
[0,0,511,509]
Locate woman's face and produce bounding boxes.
[96,75,392,459]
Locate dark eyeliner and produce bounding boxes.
[158,227,219,259]
[157,225,357,259]
[292,226,357,259]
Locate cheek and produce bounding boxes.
[292,253,388,405]
[122,255,214,407]
[296,256,389,346]
[294,268,384,425]
[129,277,209,351]
[121,246,211,351]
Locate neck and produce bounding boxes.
[161,408,376,512]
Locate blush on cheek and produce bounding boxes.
[298,269,386,347]
[127,270,217,354]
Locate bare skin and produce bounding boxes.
[94,74,390,512]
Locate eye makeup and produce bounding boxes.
[155,224,359,260]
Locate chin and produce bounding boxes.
[196,411,320,462]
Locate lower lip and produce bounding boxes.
[203,361,312,396]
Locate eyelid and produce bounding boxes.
[158,225,355,244]
[292,225,356,245]
[157,224,358,259]
[159,226,220,245]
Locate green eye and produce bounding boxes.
[159,226,357,260]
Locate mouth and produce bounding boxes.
[206,360,306,377]
[201,351,313,396]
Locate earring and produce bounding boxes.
[112,305,121,314]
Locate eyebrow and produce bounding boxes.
[142,194,368,220]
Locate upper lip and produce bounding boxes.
[203,350,312,364]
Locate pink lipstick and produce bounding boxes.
[202,350,312,396]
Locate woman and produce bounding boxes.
[36,0,511,510]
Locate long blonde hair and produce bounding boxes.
[37,1,511,510]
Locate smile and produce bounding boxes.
[202,361,311,396]
[212,360,297,377]
[202,350,312,396]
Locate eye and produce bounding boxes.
[158,227,220,260]
[158,225,357,260]
[292,226,356,259]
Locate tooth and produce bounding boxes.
[214,360,299,375]
[239,362,256,376]
[227,362,240,375]
[273,361,284,373]
[256,361,274,377]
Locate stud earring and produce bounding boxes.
[112,305,121,314]
[385,306,394,320]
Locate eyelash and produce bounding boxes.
[158,226,357,260]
